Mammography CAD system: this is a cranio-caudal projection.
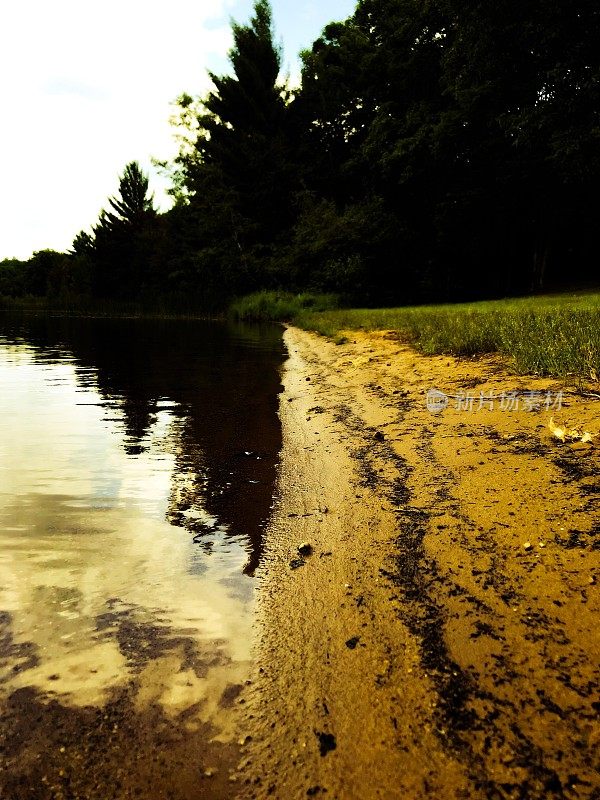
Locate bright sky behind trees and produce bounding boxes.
[0,0,354,259]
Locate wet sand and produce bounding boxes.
[237,327,599,799]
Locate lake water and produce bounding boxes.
[0,313,285,798]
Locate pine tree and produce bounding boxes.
[171,1,295,294]
[87,162,158,298]
[96,161,155,234]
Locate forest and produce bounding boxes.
[1,0,598,309]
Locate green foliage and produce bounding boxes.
[229,291,339,321]
[289,0,600,301]
[26,250,74,297]
[0,259,28,297]
[0,250,83,302]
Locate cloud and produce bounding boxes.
[0,0,233,258]
[43,79,110,102]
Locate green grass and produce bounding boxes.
[294,292,600,381]
[228,290,339,322]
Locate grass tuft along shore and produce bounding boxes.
[230,290,600,381]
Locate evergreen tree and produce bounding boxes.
[84,161,159,299]
[201,0,291,229]
[171,0,295,295]
[71,230,95,257]
[96,161,155,234]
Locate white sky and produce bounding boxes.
[0,0,355,260]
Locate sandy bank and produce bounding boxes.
[235,326,599,799]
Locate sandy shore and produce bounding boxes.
[235,326,599,799]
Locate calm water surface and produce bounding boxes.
[0,313,284,798]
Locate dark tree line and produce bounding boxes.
[2,0,598,307]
